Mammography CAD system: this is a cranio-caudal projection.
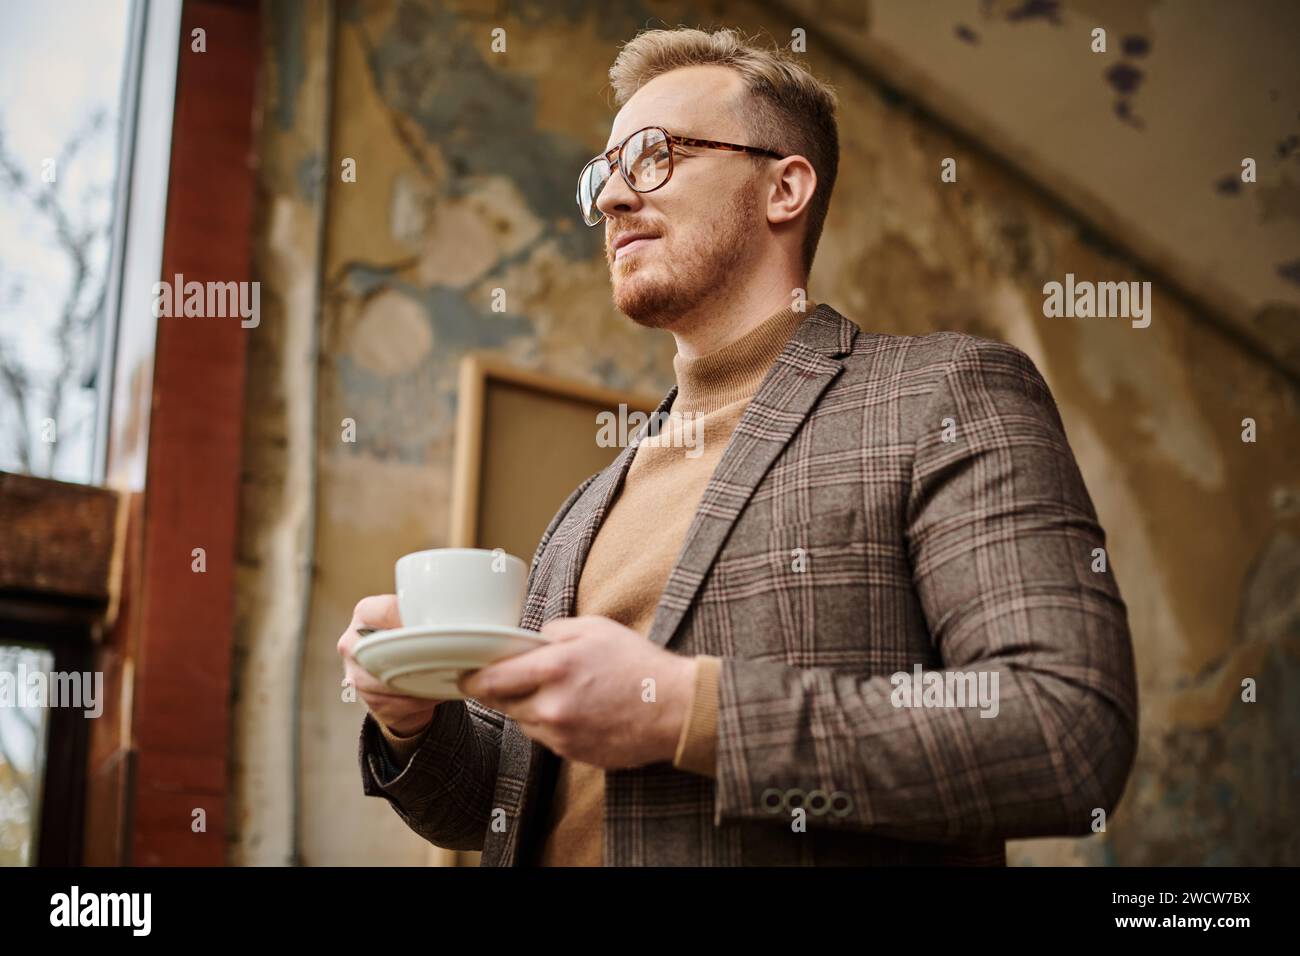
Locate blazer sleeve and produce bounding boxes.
[710,336,1139,843]
[356,471,603,851]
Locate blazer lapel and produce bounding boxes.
[645,304,858,650]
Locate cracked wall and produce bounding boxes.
[235,0,1299,865]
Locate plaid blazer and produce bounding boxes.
[358,303,1138,865]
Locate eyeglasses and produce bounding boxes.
[576,125,785,226]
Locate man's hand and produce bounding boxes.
[457,615,698,769]
[337,594,442,736]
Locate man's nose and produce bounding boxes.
[595,164,642,219]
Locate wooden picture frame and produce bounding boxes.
[449,353,663,555]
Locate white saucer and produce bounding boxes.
[354,624,548,700]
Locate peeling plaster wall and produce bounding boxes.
[231,0,332,866]
[783,0,1300,380]
[235,0,1299,865]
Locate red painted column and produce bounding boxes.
[130,0,260,865]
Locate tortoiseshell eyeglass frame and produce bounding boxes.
[577,125,786,226]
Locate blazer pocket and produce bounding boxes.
[757,508,872,666]
[765,507,866,573]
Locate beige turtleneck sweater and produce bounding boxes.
[378,302,813,866]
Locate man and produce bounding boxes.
[339,27,1138,866]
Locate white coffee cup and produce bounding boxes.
[395,548,528,630]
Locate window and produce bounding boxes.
[0,645,55,866]
[0,0,178,867]
[0,0,133,483]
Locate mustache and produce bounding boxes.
[608,224,664,250]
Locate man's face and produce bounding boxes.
[595,66,765,329]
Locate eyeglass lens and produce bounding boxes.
[578,128,671,225]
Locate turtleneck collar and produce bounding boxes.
[671,304,814,415]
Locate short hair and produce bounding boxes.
[608,27,840,278]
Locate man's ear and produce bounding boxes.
[767,155,817,226]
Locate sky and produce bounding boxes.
[0,0,132,481]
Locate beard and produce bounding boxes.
[609,178,759,330]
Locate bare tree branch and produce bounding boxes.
[0,109,112,476]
